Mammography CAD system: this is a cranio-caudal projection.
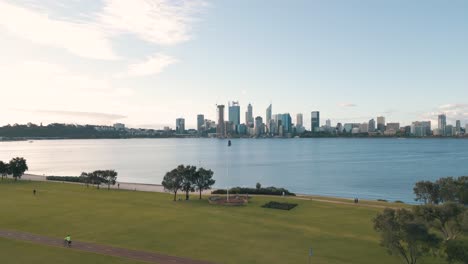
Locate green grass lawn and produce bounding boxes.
[0,237,145,264]
[0,180,445,264]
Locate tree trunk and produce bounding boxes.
[199,189,202,199]
[108,184,110,190]
[173,191,177,201]
[186,191,189,200]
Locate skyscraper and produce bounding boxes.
[377,116,385,132]
[197,114,204,133]
[266,104,272,125]
[326,119,331,128]
[254,116,263,136]
[296,113,303,128]
[176,118,185,134]
[456,120,461,134]
[245,103,253,126]
[438,114,446,136]
[281,113,292,134]
[368,119,376,132]
[217,105,225,137]
[311,111,320,132]
[228,101,241,127]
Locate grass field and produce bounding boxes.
[0,180,446,264]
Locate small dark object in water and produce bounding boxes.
[228,140,231,147]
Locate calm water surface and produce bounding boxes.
[1,138,467,203]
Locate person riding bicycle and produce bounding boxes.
[64,235,72,247]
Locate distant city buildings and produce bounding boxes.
[113,123,125,130]
[184,102,466,138]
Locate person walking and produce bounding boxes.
[64,234,72,247]
[33,189,36,195]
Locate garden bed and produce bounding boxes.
[262,201,298,210]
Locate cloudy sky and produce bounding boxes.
[0,0,467,129]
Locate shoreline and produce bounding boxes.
[20,174,408,208]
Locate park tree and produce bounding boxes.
[256,182,261,190]
[413,202,467,241]
[0,161,9,180]
[162,168,184,201]
[413,181,439,204]
[8,157,28,181]
[80,172,91,187]
[373,208,441,264]
[101,170,118,190]
[445,239,468,264]
[194,167,215,199]
[180,165,197,200]
[437,177,458,204]
[455,176,468,205]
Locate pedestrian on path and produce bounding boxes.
[33,189,36,195]
[64,234,72,247]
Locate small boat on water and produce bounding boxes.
[228,140,232,147]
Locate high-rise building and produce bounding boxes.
[455,120,461,134]
[176,118,185,134]
[228,101,241,133]
[325,119,331,128]
[368,119,376,132]
[359,123,369,133]
[385,123,400,136]
[254,116,264,136]
[446,125,454,136]
[296,113,303,127]
[197,114,204,133]
[281,113,292,134]
[245,103,253,126]
[438,114,447,136]
[311,111,320,132]
[266,104,272,125]
[377,116,385,132]
[217,105,225,137]
[411,121,431,137]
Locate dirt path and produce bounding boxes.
[293,196,401,209]
[0,229,214,264]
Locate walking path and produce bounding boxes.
[0,229,214,264]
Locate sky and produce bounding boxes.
[0,0,467,129]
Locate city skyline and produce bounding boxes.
[0,1,468,128]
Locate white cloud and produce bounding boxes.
[99,0,205,45]
[0,1,118,60]
[127,53,177,76]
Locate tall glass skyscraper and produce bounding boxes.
[438,114,446,136]
[245,103,253,126]
[217,105,225,137]
[266,104,272,124]
[197,114,204,133]
[311,111,320,132]
[228,101,241,126]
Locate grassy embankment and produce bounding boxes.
[0,180,445,264]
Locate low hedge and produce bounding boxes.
[262,201,298,210]
[46,176,83,183]
[212,186,295,196]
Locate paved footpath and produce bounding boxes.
[0,229,214,264]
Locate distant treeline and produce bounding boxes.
[212,185,295,196]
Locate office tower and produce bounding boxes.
[176,118,185,134]
[326,119,331,128]
[311,111,320,132]
[336,123,343,133]
[359,123,369,133]
[266,104,272,125]
[281,113,292,134]
[113,123,125,130]
[228,101,241,125]
[296,113,303,127]
[411,121,431,137]
[197,114,204,133]
[377,116,385,132]
[438,114,447,136]
[254,116,263,136]
[217,105,225,137]
[446,125,454,136]
[368,119,376,132]
[228,101,241,133]
[385,123,400,136]
[456,120,461,134]
[245,103,253,126]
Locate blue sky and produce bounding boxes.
[0,0,467,129]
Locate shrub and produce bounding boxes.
[46,176,83,183]
[394,200,405,203]
[262,201,298,210]
[377,199,388,202]
[212,186,295,196]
